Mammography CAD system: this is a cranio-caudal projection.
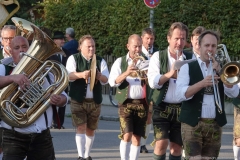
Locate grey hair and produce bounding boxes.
[66,27,75,38]
[1,25,16,36]
[2,25,16,30]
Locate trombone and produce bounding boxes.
[209,44,240,114]
[218,44,240,86]
[208,52,222,114]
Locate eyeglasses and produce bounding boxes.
[1,37,14,42]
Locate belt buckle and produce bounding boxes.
[132,99,140,104]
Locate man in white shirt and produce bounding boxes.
[176,30,239,159]
[0,36,68,160]
[66,35,109,160]
[0,25,16,59]
[140,27,158,154]
[109,34,149,160]
[148,22,192,160]
[185,26,206,59]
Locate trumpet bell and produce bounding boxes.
[219,61,240,85]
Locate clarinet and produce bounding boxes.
[148,45,152,58]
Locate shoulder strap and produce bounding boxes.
[4,65,14,75]
[45,74,61,129]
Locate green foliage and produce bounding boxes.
[39,0,240,56]
[16,0,41,20]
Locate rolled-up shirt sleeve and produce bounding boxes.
[100,58,109,85]
[109,57,122,87]
[224,84,239,98]
[66,55,76,82]
[48,72,68,106]
[66,55,109,85]
[147,51,163,89]
[175,63,193,101]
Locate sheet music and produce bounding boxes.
[174,59,196,70]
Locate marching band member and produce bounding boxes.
[66,35,109,160]
[176,30,238,159]
[109,34,148,160]
[148,22,192,160]
[140,27,159,154]
[0,36,68,160]
[233,84,240,160]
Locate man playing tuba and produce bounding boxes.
[0,36,68,160]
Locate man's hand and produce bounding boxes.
[125,64,137,76]
[50,94,67,107]
[170,62,178,79]
[209,54,221,72]
[83,70,91,81]
[201,75,220,88]
[96,69,102,80]
[11,74,30,90]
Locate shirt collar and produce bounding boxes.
[197,56,206,67]
[142,46,153,58]
[81,53,92,62]
[3,49,11,58]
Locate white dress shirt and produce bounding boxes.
[3,48,11,58]
[147,47,187,103]
[109,53,145,99]
[66,54,109,98]
[0,64,68,133]
[142,46,153,60]
[192,50,200,59]
[176,57,239,118]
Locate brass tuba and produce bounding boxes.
[0,18,69,128]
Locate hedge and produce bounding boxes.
[38,0,240,57]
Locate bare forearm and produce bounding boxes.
[158,71,174,86]
[0,75,15,89]
[115,72,128,84]
[185,81,203,98]
[99,75,108,83]
[69,72,84,81]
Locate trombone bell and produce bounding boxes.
[219,61,240,85]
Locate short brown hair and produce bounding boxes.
[141,27,155,37]
[198,30,220,45]
[191,26,206,37]
[79,35,94,46]
[167,22,189,39]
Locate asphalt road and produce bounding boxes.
[51,105,236,160]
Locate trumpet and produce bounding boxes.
[129,54,149,80]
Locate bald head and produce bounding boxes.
[127,34,142,59]
[128,34,142,44]
[10,36,29,64]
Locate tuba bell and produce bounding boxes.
[0,18,69,128]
